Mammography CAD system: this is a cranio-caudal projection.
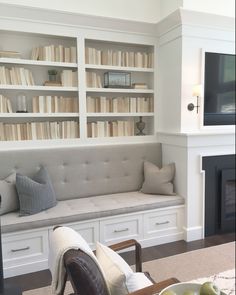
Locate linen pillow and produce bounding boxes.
[141,161,176,195]
[16,166,57,216]
[0,173,19,215]
[96,242,152,295]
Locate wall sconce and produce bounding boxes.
[187,84,202,113]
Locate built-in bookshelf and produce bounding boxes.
[0,30,156,145]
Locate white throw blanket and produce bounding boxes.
[48,226,109,295]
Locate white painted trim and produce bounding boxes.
[183,226,203,242]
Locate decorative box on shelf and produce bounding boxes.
[104,72,131,88]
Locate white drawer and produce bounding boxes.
[144,207,184,238]
[68,221,99,250]
[2,229,48,269]
[100,215,142,244]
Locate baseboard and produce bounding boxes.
[140,232,185,248]
[4,260,48,279]
[183,226,203,242]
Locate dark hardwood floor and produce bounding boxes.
[5,232,235,292]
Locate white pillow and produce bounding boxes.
[0,173,19,215]
[126,272,153,292]
[96,242,152,295]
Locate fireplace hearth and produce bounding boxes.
[203,155,235,237]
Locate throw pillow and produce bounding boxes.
[16,166,57,216]
[96,242,152,295]
[141,161,176,195]
[0,173,19,215]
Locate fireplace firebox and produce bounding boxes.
[203,155,235,237]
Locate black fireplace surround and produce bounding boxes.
[203,154,235,237]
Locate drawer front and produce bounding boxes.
[68,221,99,250]
[144,207,184,238]
[2,230,48,269]
[100,215,142,244]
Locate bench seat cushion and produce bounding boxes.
[1,191,184,233]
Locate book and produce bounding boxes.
[132,83,148,89]
[44,81,62,86]
[0,50,21,58]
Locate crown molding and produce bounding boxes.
[0,3,157,36]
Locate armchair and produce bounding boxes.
[50,226,178,295]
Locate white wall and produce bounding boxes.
[183,0,235,18]
[159,0,183,19]
[0,0,160,23]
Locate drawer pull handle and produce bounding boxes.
[11,246,30,252]
[114,228,129,233]
[156,221,170,226]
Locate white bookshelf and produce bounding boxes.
[0,113,79,118]
[86,88,154,93]
[85,64,154,72]
[0,29,156,146]
[0,85,78,91]
[0,58,77,68]
[86,113,154,117]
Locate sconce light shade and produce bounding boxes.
[188,84,202,113]
[192,84,202,97]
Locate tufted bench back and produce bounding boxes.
[0,143,161,201]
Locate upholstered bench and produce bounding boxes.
[0,143,185,278]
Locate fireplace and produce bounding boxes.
[203,154,235,237]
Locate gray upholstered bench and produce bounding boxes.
[0,143,185,278]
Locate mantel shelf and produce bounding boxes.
[0,58,78,68]
[85,64,154,72]
[86,88,154,93]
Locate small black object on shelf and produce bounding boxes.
[136,116,146,136]
[104,71,131,88]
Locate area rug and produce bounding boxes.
[23,241,235,295]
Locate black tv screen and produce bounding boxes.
[204,52,235,126]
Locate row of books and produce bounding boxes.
[87,120,135,138]
[0,66,35,85]
[61,70,78,87]
[32,96,79,113]
[86,72,102,88]
[0,121,79,141]
[87,96,154,113]
[85,47,154,68]
[0,95,13,113]
[31,45,77,63]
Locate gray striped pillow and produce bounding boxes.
[16,166,57,216]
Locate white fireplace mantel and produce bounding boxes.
[157,131,235,241]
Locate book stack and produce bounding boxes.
[0,50,21,59]
[132,83,148,89]
[32,96,79,113]
[61,70,78,87]
[87,120,135,138]
[86,72,102,88]
[31,45,77,63]
[0,66,35,85]
[87,96,153,113]
[85,47,154,68]
[0,120,79,141]
[0,95,13,113]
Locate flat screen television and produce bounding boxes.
[204,52,236,126]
